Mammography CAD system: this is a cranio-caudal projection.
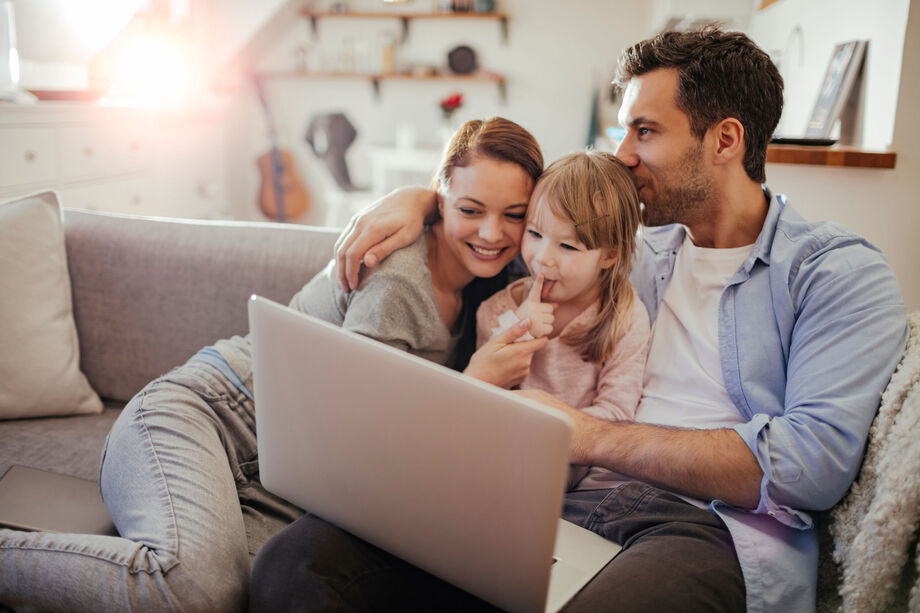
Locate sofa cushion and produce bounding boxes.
[0,192,103,419]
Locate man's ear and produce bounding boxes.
[711,118,745,167]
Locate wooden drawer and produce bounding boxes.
[57,176,157,215]
[58,124,153,181]
[0,127,57,187]
[158,174,228,219]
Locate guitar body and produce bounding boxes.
[257,147,310,222]
[254,77,310,222]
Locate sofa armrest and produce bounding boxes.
[64,209,340,404]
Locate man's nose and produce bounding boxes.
[615,134,639,168]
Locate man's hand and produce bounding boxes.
[466,319,549,389]
[514,389,601,464]
[513,275,555,338]
[334,187,437,291]
[513,389,764,508]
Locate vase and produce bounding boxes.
[438,116,456,146]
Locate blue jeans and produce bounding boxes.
[251,483,745,612]
[0,358,303,612]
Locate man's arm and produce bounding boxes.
[334,187,437,291]
[516,390,763,508]
[731,244,908,517]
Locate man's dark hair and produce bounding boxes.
[615,26,783,183]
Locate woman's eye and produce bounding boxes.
[506,212,526,221]
[459,208,479,216]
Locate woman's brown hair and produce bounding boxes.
[433,117,544,191]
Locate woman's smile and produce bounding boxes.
[468,243,508,260]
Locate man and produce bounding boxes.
[252,28,907,612]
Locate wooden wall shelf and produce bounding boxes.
[302,10,509,20]
[257,71,507,101]
[302,10,509,43]
[766,145,897,169]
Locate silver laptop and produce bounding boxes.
[249,295,620,613]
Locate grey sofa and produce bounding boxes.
[0,208,916,611]
[0,209,338,554]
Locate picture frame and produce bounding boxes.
[804,40,868,138]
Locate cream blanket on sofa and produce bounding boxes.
[830,312,920,612]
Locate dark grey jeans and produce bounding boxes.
[251,482,745,612]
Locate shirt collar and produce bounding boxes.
[748,186,785,268]
[641,224,687,255]
[639,187,785,269]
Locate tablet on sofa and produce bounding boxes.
[0,465,117,535]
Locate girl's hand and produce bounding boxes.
[514,275,555,338]
[334,187,437,291]
[465,319,549,388]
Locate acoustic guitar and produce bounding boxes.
[254,77,310,222]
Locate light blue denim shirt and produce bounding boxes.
[629,190,908,613]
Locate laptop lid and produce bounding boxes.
[249,295,574,613]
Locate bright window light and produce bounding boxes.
[59,0,142,58]
[104,29,204,108]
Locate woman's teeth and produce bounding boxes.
[471,245,502,256]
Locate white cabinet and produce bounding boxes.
[58,123,153,182]
[56,176,156,215]
[0,126,56,187]
[151,115,228,218]
[0,102,229,220]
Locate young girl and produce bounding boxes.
[474,150,650,488]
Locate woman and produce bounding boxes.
[0,118,544,612]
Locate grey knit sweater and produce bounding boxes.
[214,231,459,391]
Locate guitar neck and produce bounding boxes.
[255,77,282,146]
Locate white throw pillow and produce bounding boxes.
[0,191,103,419]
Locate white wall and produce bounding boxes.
[747,0,910,148]
[231,0,651,225]
[749,0,920,310]
[647,0,753,34]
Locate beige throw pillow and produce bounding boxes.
[0,191,103,419]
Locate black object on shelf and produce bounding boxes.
[770,137,838,146]
[447,45,478,74]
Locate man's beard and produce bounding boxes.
[640,143,713,227]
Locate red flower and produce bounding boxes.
[439,92,463,113]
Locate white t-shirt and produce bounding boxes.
[575,233,755,495]
[637,234,754,430]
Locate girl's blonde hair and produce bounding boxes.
[529,151,641,363]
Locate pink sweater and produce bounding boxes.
[475,278,650,423]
